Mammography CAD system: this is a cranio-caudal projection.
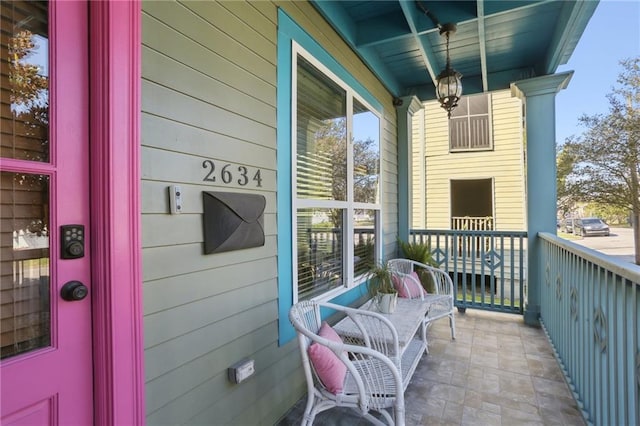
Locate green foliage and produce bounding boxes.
[354,239,375,277]
[8,29,49,163]
[397,238,437,266]
[9,30,49,108]
[583,203,630,225]
[365,262,396,298]
[397,238,438,292]
[314,118,380,226]
[560,57,640,263]
[561,57,640,213]
[556,143,580,216]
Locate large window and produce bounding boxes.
[293,47,381,302]
[449,93,492,151]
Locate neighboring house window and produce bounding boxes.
[293,46,381,302]
[449,93,492,151]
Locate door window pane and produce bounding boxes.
[1,1,49,162]
[1,171,50,359]
[296,55,347,201]
[353,99,380,204]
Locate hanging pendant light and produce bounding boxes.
[436,23,462,118]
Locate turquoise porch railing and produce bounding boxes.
[539,232,639,425]
[410,229,527,314]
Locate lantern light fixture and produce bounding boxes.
[435,22,462,118]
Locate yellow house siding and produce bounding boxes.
[419,90,526,231]
[141,1,397,425]
[411,108,425,228]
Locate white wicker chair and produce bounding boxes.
[289,300,406,426]
[387,259,456,352]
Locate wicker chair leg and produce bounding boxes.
[394,405,406,426]
[377,407,395,425]
[302,393,316,426]
[362,411,391,426]
[450,314,456,340]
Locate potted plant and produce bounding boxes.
[397,238,437,293]
[365,262,398,314]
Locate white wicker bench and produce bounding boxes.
[388,259,456,353]
[290,293,453,424]
[333,296,448,390]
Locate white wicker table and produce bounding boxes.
[333,295,449,389]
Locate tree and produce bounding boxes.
[8,29,49,163]
[556,142,579,217]
[312,117,380,225]
[582,203,629,225]
[562,57,640,263]
[9,30,48,108]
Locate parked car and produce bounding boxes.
[574,217,610,237]
[563,218,575,233]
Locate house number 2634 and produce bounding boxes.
[202,159,263,187]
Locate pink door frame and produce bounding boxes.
[88,1,145,424]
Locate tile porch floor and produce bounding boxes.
[277,309,586,426]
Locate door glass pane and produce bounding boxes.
[352,99,379,204]
[296,55,347,201]
[1,172,50,359]
[1,1,50,162]
[296,208,344,301]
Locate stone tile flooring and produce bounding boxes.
[277,309,586,425]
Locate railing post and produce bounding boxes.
[512,72,573,326]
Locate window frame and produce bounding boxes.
[449,93,493,152]
[291,42,382,303]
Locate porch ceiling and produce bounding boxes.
[310,0,598,101]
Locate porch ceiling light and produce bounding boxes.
[436,23,462,118]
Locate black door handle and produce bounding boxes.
[60,281,88,301]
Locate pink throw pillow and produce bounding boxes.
[393,271,423,298]
[307,322,347,394]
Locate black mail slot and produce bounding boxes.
[202,191,266,254]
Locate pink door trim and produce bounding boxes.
[88,1,145,424]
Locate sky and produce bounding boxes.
[555,0,640,145]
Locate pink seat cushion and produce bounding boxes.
[307,322,347,394]
[393,271,424,298]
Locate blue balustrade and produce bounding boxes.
[539,232,639,425]
[410,229,527,313]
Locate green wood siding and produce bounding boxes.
[141,1,397,424]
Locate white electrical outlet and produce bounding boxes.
[228,359,255,384]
